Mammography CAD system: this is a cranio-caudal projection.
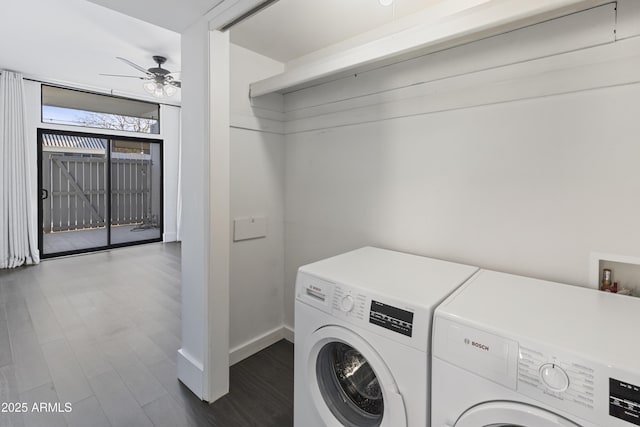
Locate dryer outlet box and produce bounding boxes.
[234,216,267,241]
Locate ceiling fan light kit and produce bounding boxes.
[143,80,177,98]
[103,55,181,99]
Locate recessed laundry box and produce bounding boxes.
[293,247,478,427]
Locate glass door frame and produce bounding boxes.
[37,128,164,259]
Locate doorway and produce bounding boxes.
[38,129,163,258]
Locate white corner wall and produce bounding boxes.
[178,17,211,400]
[228,44,287,363]
[282,4,640,328]
[178,32,284,401]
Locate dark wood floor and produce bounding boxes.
[181,340,294,427]
[0,243,293,427]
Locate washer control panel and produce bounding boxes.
[368,300,414,337]
[330,286,415,339]
[518,346,596,420]
[332,286,367,320]
[297,271,428,351]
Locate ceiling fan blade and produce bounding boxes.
[100,73,146,79]
[168,80,181,88]
[116,57,153,76]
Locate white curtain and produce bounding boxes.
[0,71,39,268]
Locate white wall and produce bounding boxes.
[282,4,640,327]
[177,30,284,401]
[228,44,287,363]
[207,29,232,402]
[178,17,211,400]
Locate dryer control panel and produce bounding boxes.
[610,378,640,426]
[518,345,597,419]
[516,342,640,427]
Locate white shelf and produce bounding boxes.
[249,0,609,97]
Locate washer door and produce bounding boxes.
[306,326,407,427]
[454,401,581,427]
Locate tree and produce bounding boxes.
[81,113,157,133]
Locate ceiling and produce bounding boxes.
[3,0,555,103]
[0,0,181,102]
[230,0,441,63]
[85,0,224,33]
[84,0,444,65]
[0,0,442,105]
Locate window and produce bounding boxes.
[41,85,160,134]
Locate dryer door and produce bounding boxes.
[306,325,407,427]
[452,401,581,427]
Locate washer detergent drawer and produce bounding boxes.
[296,272,335,314]
[449,401,580,427]
[433,317,518,390]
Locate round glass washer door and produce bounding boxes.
[454,401,582,427]
[317,341,383,426]
[306,326,406,427]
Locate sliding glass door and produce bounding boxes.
[110,140,162,245]
[38,130,163,258]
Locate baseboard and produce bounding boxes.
[282,324,294,343]
[230,325,292,366]
[177,348,204,399]
[163,232,178,242]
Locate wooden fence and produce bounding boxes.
[42,154,154,232]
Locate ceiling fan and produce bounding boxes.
[101,56,181,98]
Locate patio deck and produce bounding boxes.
[43,225,161,255]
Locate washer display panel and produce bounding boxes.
[316,342,383,427]
[455,402,581,427]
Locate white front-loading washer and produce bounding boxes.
[432,269,640,427]
[294,247,478,427]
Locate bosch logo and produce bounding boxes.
[464,338,489,351]
[471,341,489,351]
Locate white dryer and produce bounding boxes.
[294,247,478,427]
[432,269,640,427]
